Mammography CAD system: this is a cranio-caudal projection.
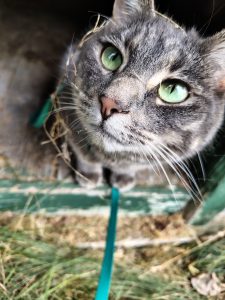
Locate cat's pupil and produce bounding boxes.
[169,85,176,93]
[158,80,189,103]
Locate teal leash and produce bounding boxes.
[31,92,121,300]
[31,83,64,128]
[95,187,120,300]
[31,97,52,128]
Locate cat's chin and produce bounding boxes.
[89,128,122,152]
[91,129,141,155]
[87,127,126,152]
[102,137,126,153]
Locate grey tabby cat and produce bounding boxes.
[59,0,225,191]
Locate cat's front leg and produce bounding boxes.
[109,166,136,192]
[75,156,103,188]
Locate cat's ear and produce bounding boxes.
[113,0,155,22]
[202,30,225,92]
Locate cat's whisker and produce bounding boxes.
[197,151,206,182]
[76,128,98,148]
[157,142,202,200]
[56,102,88,113]
[70,119,82,131]
[69,81,84,93]
[51,107,77,114]
[57,102,77,108]
[147,144,199,201]
[59,98,89,107]
[140,147,161,177]
[149,142,202,202]
[59,96,75,101]
[198,0,215,36]
[133,136,160,176]
[132,137,179,200]
[110,129,120,161]
[78,136,91,148]
[60,90,74,95]
[88,12,110,22]
[109,130,119,163]
[144,145,179,202]
[57,103,84,111]
[54,100,88,111]
[154,143,195,181]
[68,114,87,126]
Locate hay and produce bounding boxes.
[0,213,224,299]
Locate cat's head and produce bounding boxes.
[66,0,225,162]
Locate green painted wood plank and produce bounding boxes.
[0,180,189,215]
[190,178,225,225]
[189,153,225,225]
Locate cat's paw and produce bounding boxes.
[110,172,136,191]
[76,171,103,189]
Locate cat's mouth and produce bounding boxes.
[86,108,137,147]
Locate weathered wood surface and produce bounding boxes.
[0,180,190,214]
[0,176,224,225]
[0,1,79,180]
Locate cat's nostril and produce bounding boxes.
[100,96,123,120]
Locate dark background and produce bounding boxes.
[5,0,225,35]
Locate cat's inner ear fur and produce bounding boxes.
[113,0,155,22]
[202,30,225,92]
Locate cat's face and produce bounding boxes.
[67,0,225,162]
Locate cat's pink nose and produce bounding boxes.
[100,96,122,120]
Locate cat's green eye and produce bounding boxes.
[158,80,189,103]
[101,46,123,71]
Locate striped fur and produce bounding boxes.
[59,0,225,190]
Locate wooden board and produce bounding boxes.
[0,180,190,215]
[189,154,225,225]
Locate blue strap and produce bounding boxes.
[32,88,120,299]
[95,187,120,300]
[31,83,64,128]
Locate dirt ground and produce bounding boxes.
[0,211,202,247]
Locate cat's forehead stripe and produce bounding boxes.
[146,69,169,90]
